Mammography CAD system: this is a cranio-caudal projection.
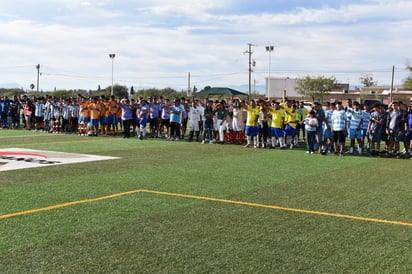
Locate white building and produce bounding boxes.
[265,77,298,99]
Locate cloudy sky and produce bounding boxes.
[0,0,411,92]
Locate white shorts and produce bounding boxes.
[189,121,199,131]
[232,118,244,132]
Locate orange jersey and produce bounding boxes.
[107,100,120,115]
[79,101,90,118]
[89,103,102,119]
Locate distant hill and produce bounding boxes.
[0,82,25,89]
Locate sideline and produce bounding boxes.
[1,189,412,228]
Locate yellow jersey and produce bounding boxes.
[269,108,285,128]
[245,105,261,127]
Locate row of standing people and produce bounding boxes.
[303,99,412,158]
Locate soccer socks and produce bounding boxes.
[271,137,276,147]
[279,137,285,148]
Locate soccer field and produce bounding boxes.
[1,131,411,273]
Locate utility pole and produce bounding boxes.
[245,43,255,101]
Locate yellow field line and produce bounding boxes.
[141,190,412,227]
[0,190,143,219]
[1,189,412,228]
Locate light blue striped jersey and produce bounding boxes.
[348,109,363,130]
[331,110,347,131]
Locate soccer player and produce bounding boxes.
[313,102,326,153]
[347,101,364,155]
[148,97,161,138]
[106,95,120,135]
[88,97,102,136]
[160,99,171,139]
[169,98,184,141]
[331,101,348,156]
[202,100,214,144]
[362,104,371,152]
[321,102,335,154]
[188,100,202,141]
[386,101,407,158]
[367,103,384,156]
[297,101,308,142]
[232,99,245,144]
[34,97,45,131]
[268,101,286,149]
[284,103,299,149]
[137,99,149,140]
[242,100,260,148]
[257,102,270,148]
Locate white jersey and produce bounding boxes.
[232,107,245,131]
[188,106,201,123]
[197,105,205,121]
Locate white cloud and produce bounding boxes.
[0,0,411,91]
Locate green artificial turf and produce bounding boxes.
[0,131,411,273]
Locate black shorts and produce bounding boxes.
[35,116,44,123]
[388,130,404,142]
[333,130,346,143]
[150,118,160,128]
[161,119,170,128]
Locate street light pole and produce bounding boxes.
[265,45,274,99]
[36,64,40,93]
[109,53,116,96]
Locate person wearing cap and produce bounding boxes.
[169,98,184,141]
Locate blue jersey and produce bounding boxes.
[170,105,184,123]
[362,111,370,131]
[149,103,161,119]
[348,109,363,130]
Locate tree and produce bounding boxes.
[403,64,412,90]
[295,75,337,102]
[360,74,377,87]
